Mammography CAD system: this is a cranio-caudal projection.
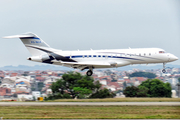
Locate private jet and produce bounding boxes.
[4,33,178,76]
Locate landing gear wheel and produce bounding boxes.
[162,69,166,73]
[86,70,93,76]
[162,63,166,73]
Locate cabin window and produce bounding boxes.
[149,53,151,56]
[139,53,141,56]
[159,51,165,53]
[144,53,146,56]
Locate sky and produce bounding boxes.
[0,0,180,67]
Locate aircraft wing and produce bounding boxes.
[60,60,131,70]
[61,61,111,66]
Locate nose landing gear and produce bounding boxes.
[162,63,166,73]
[162,69,166,73]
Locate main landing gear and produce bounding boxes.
[86,67,93,76]
[86,70,93,76]
[162,63,166,73]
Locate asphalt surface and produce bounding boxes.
[0,102,179,106]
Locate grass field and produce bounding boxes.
[47,97,180,102]
[0,106,179,119]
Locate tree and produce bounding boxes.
[129,72,157,79]
[139,79,172,97]
[123,79,172,97]
[123,86,139,97]
[89,88,116,98]
[73,87,92,98]
[48,72,114,99]
[137,86,149,97]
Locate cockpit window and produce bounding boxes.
[159,51,165,53]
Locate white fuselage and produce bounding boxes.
[43,47,178,69]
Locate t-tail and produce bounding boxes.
[3,32,50,56]
[3,33,54,63]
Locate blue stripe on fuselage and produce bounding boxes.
[65,55,143,61]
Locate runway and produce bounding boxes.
[0,102,179,106]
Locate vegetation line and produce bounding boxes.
[46,98,180,102]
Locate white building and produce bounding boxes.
[32,91,41,100]
[18,94,33,101]
[99,80,107,85]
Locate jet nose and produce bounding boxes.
[170,54,178,61]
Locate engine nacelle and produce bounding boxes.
[41,54,50,61]
[27,54,50,62]
[27,56,42,62]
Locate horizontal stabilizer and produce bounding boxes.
[3,33,35,39]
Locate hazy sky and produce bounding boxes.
[0,0,180,67]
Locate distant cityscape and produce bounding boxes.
[1,64,180,70]
[0,64,180,101]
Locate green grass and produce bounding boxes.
[0,106,179,119]
[46,97,180,102]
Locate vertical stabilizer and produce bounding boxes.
[4,33,50,56]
